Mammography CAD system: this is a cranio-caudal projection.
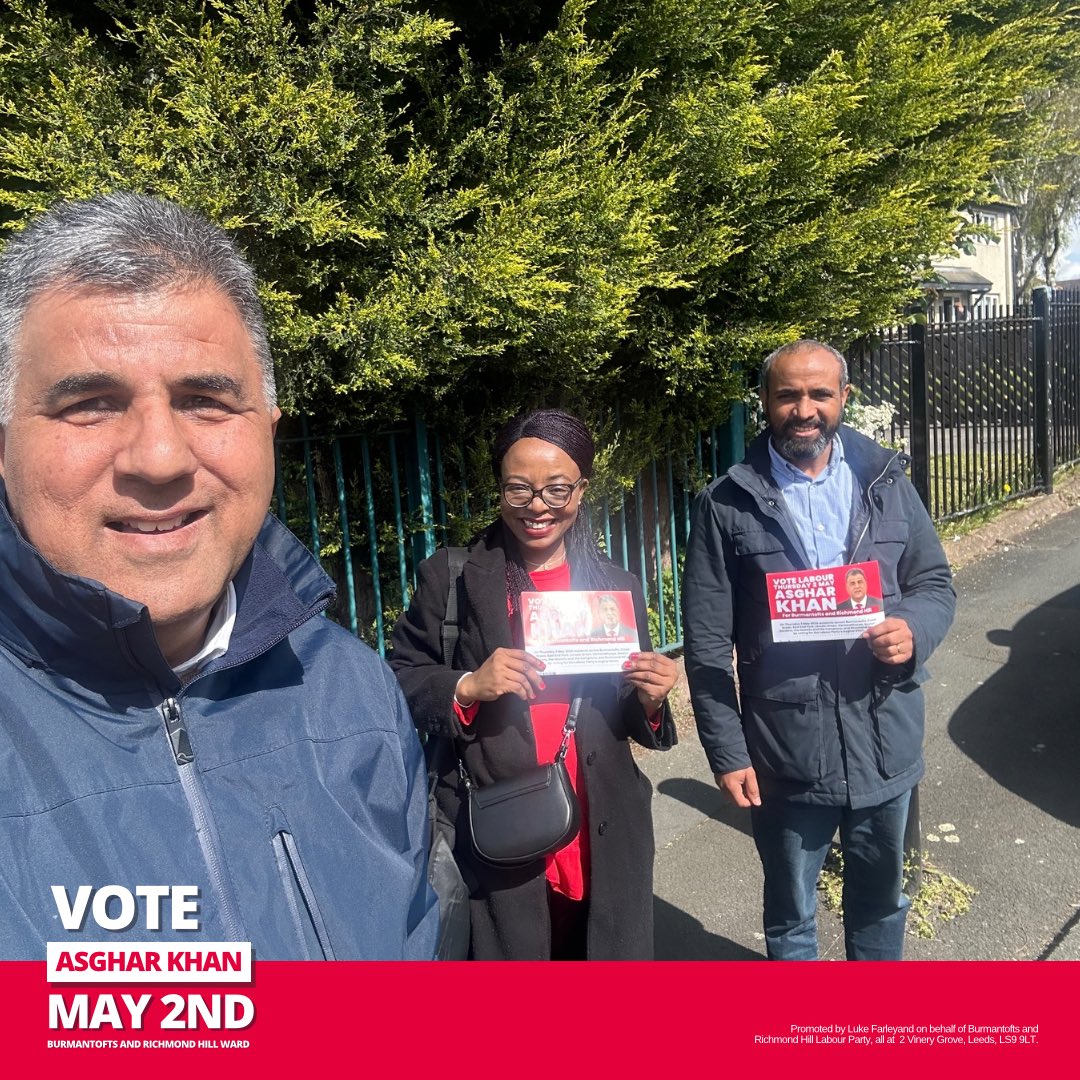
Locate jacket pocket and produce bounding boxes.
[869,520,910,598]
[271,830,336,960]
[730,529,790,574]
[869,681,925,778]
[733,529,786,556]
[740,674,825,783]
[732,529,791,596]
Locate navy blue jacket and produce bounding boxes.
[684,427,956,808]
[0,482,438,959]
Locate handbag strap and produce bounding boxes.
[554,687,584,763]
[460,679,586,790]
[422,546,468,773]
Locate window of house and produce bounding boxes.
[970,210,1000,243]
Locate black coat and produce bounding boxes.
[389,524,676,959]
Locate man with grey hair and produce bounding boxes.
[0,192,438,959]
[683,338,955,960]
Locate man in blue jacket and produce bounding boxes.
[683,339,956,960]
[0,193,438,959]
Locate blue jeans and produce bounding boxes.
[750,790,912,960]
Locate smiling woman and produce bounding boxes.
[390,408,679,960]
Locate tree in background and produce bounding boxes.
[2,0,1078,466]
[996,86,1080,294]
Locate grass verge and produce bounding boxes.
[817,846,976,940]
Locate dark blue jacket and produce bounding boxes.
[0,482,438,959]
[684,427,956,808]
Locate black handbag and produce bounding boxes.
[463,692,584,867]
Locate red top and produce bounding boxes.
[517,563,588,900]
[453,561,662,901]
[454,562,588,899]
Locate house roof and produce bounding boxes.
[922,266,994,291]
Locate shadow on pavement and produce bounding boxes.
[654,896,763,960]
[949,584,1080,828]
[657,777,755,838]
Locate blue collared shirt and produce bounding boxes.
[768,434,853,568]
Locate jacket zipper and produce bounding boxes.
[271,830,335,960]
[842,449,903,703]
[848,449,901,561]
[161,696,245,942]
[126,586,332,947]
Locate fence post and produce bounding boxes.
[1034,286,1054,495]
[721,400,746,469]
[406,416,437,571]
[908,322,931,510]
[300,415,322,559]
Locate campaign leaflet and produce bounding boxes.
[520,590,640,674]
[766,561,885,642]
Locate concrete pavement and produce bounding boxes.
[644,502,1080,960]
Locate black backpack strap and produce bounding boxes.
[426,553,472,958]
[422,546,469,749]
[441,546,469,668]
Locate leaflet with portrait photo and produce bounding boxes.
[520,590,640,674]
[766,561,885,642]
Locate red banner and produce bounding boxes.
[3,960,1071,1077]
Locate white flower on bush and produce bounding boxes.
[743,389,765,434]
[844,398,899,446]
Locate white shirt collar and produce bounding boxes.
[171,582,237,678]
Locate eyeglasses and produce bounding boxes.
[500,479,586,509]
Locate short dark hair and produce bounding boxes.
[0,192,275,422]
[760,338,849,394]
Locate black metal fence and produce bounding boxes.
[847,288,1080,522]
[1052,291,1080,469]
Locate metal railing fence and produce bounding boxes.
[1052,292,1080,469]
[847,287,1080,522]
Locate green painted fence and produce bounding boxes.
[272,407,746,656]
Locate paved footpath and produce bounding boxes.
[644,503,1080,960]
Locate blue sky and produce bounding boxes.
[1057,217,1080,283]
